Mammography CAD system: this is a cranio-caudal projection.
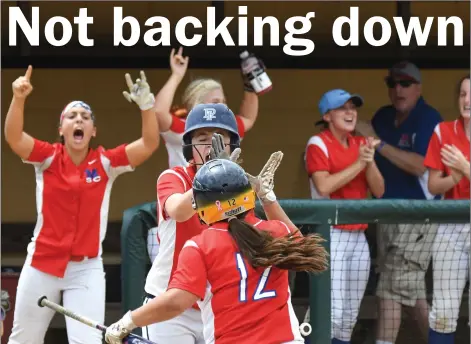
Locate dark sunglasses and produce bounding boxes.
[385,77,417,89]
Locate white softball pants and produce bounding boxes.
[330,228,371,341]
[142,297,205,344]
[7,256,105,344]
[429,223,470,333]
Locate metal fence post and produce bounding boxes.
[309,220,332,343]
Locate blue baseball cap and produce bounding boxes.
[316,89,363,125]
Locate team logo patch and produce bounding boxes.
[398,133,411,148]
[85,168,101,183]
[203,108,216,121]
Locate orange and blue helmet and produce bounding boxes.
[192,159,255,225]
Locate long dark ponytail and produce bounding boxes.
[227,217,328,274]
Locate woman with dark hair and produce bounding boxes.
[4,66,159,344]
[424,74,470,344]
[105,157,328,344]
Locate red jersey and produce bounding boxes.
[160,108,246,169]
[144,165,207,298]
[424,119,470,200]
[168,215,304,344]
[23,139,134,277]
[305,129,368,230]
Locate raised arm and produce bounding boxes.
[237,92,259,132]
[154,47,189,132]
[4,65,36,160]
[122,71,160,168]
[237,54,272,132]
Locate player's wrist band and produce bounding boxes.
[260,191,277,204]
[376,141,386,152]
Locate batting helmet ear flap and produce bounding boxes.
[182,126,194,162]
[183,145,193,162]
[230,134,240,151]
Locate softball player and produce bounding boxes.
[424,74,470,344]
[145,47,262,263]
[140,103,244,343]
[154,47,261,169]
[104,158,328,344]
[4,67,159,344]
[304,89,385,344]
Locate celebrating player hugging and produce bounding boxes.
[137,103,244,343]
[4,67,159,344]
[105,156,328,344]
[145,47,263,264]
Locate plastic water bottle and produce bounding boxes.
[240,51,272,95]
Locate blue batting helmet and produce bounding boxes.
[182,103,241,162]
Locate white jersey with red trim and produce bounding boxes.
[160,114,187,169]
[144,165,207,297]
[168,215,304,344]
[23,139,134,277]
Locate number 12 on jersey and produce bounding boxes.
[235,253,277,302]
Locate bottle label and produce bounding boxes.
[241,57,259,74]
[250,72,272,93]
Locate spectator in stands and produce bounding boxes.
[305,89,384,344]
[355,61,443,344]
[424,74,470,344]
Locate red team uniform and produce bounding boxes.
[168,214,304,344]
[145,165,205,299]
[146,109,247,263]
[424,118,470,200]
[305,128,371,341]
[143,108,245,342]
[424,118,470,336]
[9,139,134,344]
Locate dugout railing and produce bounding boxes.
[120,199,470,343]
